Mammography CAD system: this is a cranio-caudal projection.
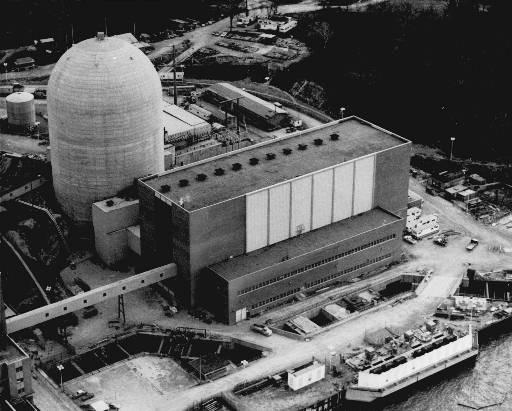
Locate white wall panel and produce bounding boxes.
[312,169,333,230]
[333,162,354,222]
[290,177,312,236]
[246,190,268,252]
[269,183,291,244]
[353,156,375,215]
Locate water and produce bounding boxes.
[384,334,512,411]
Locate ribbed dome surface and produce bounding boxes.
[48,35,164,222]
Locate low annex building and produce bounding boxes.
[201,82,289,131]
[138,116,411,324]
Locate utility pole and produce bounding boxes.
[172,45,177,105]
[71,24,75,44]
[450,137,456,161]
[104,16,108,36]
[236,97,240,137]
[56,364,64,390]
[0,271,6,350]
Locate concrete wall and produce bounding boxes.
[127,225,141,255]
[92,198,139,265]
[164,145,176,170]
[189,196,246,306]
[374,143,411,218]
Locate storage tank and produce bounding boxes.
[48,33,164,223]
[6,92,36,128]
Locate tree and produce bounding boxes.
[228,0,244,32]
[313,21,334,49]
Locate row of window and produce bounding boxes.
[249,253,392,311]
[251,288,301,309]
[304,254,392,289]
[238,234,397,296]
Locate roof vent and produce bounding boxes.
[160,184,171,193]
[232,163,242,171]
[179,179,189,187]
[249,157,259,166]
[196,173,207,181]
[266,153,276,160]
[330,133,339,141]
[298,144,308,151]
[282,148,292,155]
[313,138,323,146]
[214,168,225,176]
[96,32,105,41]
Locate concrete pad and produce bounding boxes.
[65,355,196,411]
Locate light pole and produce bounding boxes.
[340,107,346,119]
[3,63,7,82]
[450,137,456,161]
[56,364,64,390]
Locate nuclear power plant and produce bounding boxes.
[47,32,164,223]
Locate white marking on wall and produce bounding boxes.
[353,155,375,215]
[269,183,291,244]
[290,176,312,236]
[245,155,377,252]
[333,162,354,222]
[312,169,333,230]
[246,190,269,252]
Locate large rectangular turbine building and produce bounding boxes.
[138,117,411,324]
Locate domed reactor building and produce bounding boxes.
[48,33,164,223]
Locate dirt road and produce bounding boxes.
[151,18,231,70]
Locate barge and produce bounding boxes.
[345,328,478,405]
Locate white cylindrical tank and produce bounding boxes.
[6,92,36,128]
[48,33,164,223]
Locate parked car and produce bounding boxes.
[71,390,89,400]
[251,323,272,336]
[80,393,95,402]
[466,238,479,251]
[403,235,417,245]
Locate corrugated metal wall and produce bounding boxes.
[353,156,375,215]
[246,190,268,252]
[269,183,290,244]
[290,177,312,236]
[245,155,376,253]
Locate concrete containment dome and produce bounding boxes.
[6,92,36,128]
[48,33,164,223]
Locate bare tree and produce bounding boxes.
[228,0,244,31]
[314,21,334,48]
